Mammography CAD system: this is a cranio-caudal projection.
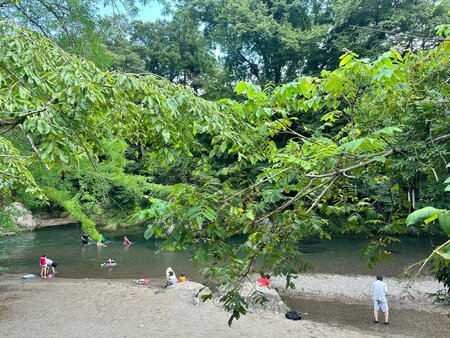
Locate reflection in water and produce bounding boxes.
[299,235,442,276]
[0,224,445,279]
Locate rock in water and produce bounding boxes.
[6,202,36,230]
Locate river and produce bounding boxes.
[0,224,444,280]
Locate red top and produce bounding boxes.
[39,257,46,265]
[257,277,270,287]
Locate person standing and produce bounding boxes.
[39,255,47,278]
[371,275,389,324]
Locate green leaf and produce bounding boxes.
[162,131,170,143]
[234,82,247,94]
[435,250,450,260]
[337,138,364,152]
[339,53,353,67]
[371,126,402,136]
[406,207,441,226]
[438,211,450,236]
[373,156,386,164]
[144,225,155,239]
[200,293,213,302]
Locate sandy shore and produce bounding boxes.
[272,273,446,313]
[0,273,448,338]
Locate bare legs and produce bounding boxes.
[373,310,389,324]
[40,265,47,278]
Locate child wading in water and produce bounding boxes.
[123,236,132,246]
[39,255,47,278]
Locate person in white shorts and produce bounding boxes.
[371,275,389,324]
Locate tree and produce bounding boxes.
[130,9,216,92]
[1,16,449,323]
[327,0,449,69]
[179,0,331,85]
[0,19,255,236]
[0,0,153,68]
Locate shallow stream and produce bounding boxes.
[0,224,444,280]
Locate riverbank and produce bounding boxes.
[272,273,445,313]
[0,274,379,338]
[35,216,78,228]
[1,273,448,337]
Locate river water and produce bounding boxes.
[0,224,444,280]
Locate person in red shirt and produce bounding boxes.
[257,274,271,288]
[39,255,47,278]
[123,236,132,246]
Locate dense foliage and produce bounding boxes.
[1,0,449,321]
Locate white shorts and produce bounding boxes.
[373,299,389,312]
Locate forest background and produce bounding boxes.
[0,0,449,320]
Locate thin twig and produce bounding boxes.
[306,176,339,213]
[0,170,20,178]
[403,239,450,293]
[306,150,394,178]
[255,178,322,224]
[222,166,292,204]
[349,25,449,42]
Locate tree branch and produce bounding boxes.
[306,150,394,178]
[13,3,51,39]
[349,25,449,42]
[222,166,292,204]
[306,176,339,213]
[0,170,20,179]
[434,133,450,143]
[255,178,324,224]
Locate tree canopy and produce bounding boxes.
[1,0,449,322]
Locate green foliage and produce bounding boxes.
[0,207,19,234]
[406,207,441,226]
[1,9,450,322]
[430,249,450,307]
[0,137,43,199]
[44,186,100,240]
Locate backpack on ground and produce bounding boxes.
[285,310,302,320]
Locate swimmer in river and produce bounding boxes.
[97,240,107,247]
[123,236,132,246]
[101,258,116,267]
[81,234,89,246]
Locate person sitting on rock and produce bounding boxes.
[257,274,271,288]
[163,270,177,288]
[178,273,186,283]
